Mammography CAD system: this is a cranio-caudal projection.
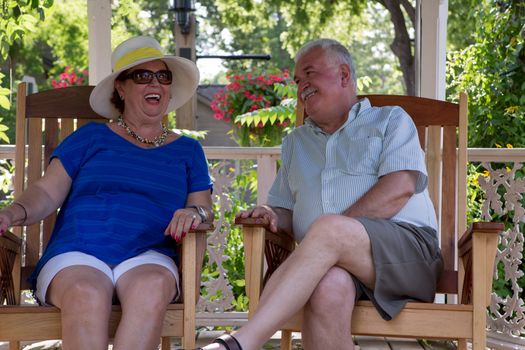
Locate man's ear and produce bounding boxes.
[340,64,351,87]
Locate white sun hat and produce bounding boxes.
[89,35,200,119]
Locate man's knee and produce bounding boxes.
[305,215,363,245]
[306,267,356,316]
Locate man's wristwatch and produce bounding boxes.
[187,205,208,222]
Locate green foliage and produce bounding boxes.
[466,163,486,225]
[446,0,525,148]
[174,129,208,140]
[0,159,14,209]
[0,0,53,61]
[0,0,53,144]
[235,83,297,129]
[198,0,295,72]
[198,1,407,94]
[447,0,487,51]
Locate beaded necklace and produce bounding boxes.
[117,115,169,147]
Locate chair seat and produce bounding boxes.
[0,304,185,341]
[281,300,474,339]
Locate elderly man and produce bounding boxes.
[199,38,443,350]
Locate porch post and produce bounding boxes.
[417,0,448,99]
[87,0,112,85]
[175,14,197,130]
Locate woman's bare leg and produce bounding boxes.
[112,264,177,350]
[47,266,114,350]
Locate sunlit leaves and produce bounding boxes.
[235,97,296,128]
[446,0,525,147]
[0,0,52,61]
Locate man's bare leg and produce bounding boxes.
[202,215,374,350]
[302,266,356,350]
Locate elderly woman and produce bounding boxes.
[0,36,212,350]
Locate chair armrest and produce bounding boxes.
[0,231,22,253]
[458,222,503,257]
[0,231,22,305]
[191,222,214,232]
[234,217,295,252]
[235,216,270,227]
[458,222,503,305]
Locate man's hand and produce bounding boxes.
[237,205,279,233]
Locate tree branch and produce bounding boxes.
[400,0,415,26]
[377,0,415,95]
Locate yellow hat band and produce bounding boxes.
[114,47,163,71]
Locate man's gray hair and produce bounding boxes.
[295,38,357,87]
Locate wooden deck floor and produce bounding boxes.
[0,334,457,349]
[192,331,456,350]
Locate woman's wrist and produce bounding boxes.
[186,205,212,223]
[11,202,27,225]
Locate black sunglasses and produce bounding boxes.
[123,69,173,85]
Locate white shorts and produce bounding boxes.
[36,250,179,304]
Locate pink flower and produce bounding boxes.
[51,67,88,89]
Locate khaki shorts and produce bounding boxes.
[36,250,179,305]
[353,217,443,320]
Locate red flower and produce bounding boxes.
[51,67,89,89]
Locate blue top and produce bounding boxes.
[267,98,437,241]
[31,122,212,286]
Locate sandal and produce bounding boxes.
[213,334,243,350]
[188,333,243,350]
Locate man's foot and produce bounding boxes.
[200,334,242,350]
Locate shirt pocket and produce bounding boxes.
[342,136,383,175]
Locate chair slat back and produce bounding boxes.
[14,83,104,289]
[297,94,467,294]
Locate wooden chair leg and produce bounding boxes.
[457,339,468,350]
[8,341,20,350]
[280,330,293,350]
[160,336,171,350]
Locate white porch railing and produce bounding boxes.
[0,145,523,347]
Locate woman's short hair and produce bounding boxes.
[295,38,357,88]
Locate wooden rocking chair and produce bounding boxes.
[0,82,210,350]
[236,93,504,350]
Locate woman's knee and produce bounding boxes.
[59,277,113,312]
[307,267,356,315]
[119,267,176,309]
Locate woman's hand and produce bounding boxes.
[0,202,28,235]
[0,209,14,235]
[164,208,202,242]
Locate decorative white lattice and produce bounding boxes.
[197,161,236,312]
[478,162,525,338]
